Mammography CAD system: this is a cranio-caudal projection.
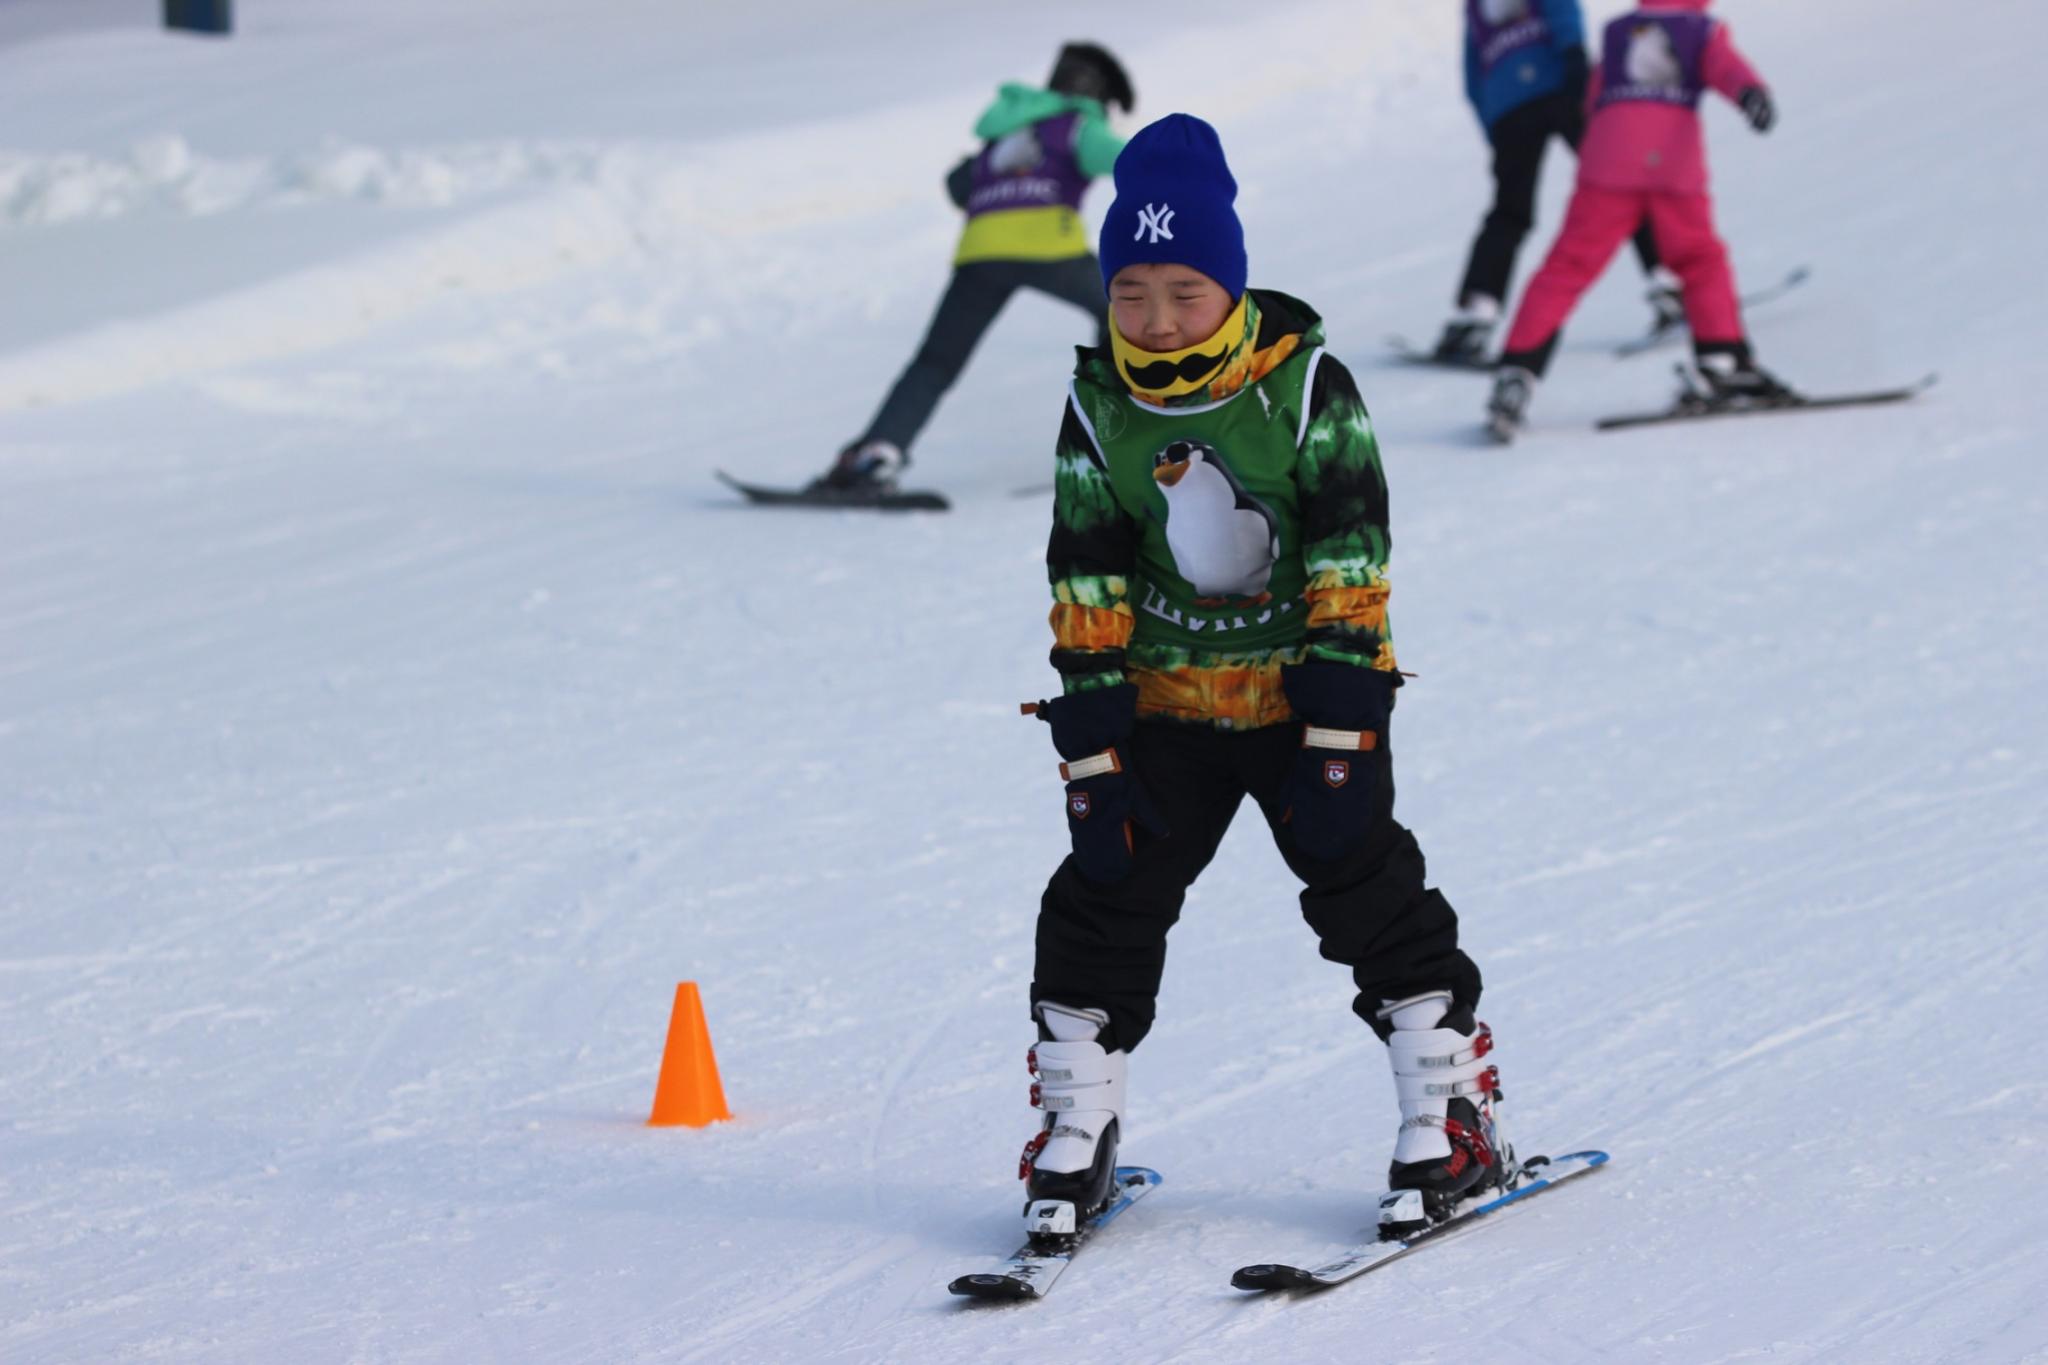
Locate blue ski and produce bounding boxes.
[1232,1150,1608,1292]
[949,1167,1162,1302]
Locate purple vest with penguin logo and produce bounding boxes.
[1467,0,1553,77]
[1595,10,1712,110]
[964,111,1090,221]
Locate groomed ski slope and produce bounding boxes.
[3,1,2044,1360]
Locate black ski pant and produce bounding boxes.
[1031,719,1481,1055]
[1458,91,1662,309]
[861,255,1107,454]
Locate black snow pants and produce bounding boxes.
[861,255,1108,454]
[1458,90,1662,309]
[1031,718,1481,1055]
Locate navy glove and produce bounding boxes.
[945,156,975,210]
[1739,86,1775,133]
[1034,684,1166,885]
[1279,661,1397,862]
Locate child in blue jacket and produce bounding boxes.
[1432,0,1674,363]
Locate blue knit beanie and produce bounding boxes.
[1098,113,1246,299]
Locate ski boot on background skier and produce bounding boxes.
[1487,336,1795,442]
[808,438,907,496]
[1641,266,1687,340]
[716,436,946,510]
[1429,273,1683,370]
[1427,295,1501,368]
[1684,341,1796,407]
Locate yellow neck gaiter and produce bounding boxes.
[1110,294,1252,405]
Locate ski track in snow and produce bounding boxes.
[4,0,2048,1361]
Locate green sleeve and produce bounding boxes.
[1047,395,1137,692]
[1073,108,1126,179]
[1297,356,1398,670]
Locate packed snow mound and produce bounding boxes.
[0,99,968,410]
[0,137,612,226]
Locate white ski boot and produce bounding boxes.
[1645,265,1686,333]
[1431,294,1501,365]
[809,438,905,494]
[1694,349,1795,405]
[1018,1002,1124,1246]
[1486,365,1537,443]
[1376,990,1515,1236]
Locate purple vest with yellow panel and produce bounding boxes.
[964,112,1089,221]
[1595,10,1712,110]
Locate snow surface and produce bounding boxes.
[4,1,2046,1360]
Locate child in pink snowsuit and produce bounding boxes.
[1491,0,1778,431]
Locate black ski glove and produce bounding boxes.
[1279,661,1397,862]
[1739,86,1775,133]
[1033,683,1166,885]
[945,156,975,210]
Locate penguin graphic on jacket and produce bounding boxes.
[1625,22,1683,90]
[1150,439,1280,603]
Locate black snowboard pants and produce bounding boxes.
[1458,90,1662,308]
[1031,718,1481,1055]
[862,255,1107,454]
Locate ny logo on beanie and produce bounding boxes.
[1099,115,1246,299]
[1134,203,1176,244]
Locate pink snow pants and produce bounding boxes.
[1503,184,1743,358]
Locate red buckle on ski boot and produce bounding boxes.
[1443,1117,1496,1173]
[1018,1129,1049,1180]
[1471,1022,1494,1059]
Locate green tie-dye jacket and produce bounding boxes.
[1046,290,1396,729]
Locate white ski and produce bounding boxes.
[1232,1149,1608,1292]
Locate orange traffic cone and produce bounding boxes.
[648,981,732,1127]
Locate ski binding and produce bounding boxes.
[948,1166,1160,1302]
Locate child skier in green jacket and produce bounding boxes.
[812,43,1133,497]
[1015,114,1511,1244]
